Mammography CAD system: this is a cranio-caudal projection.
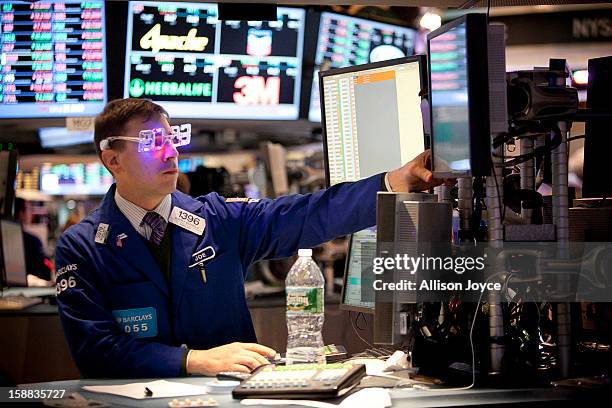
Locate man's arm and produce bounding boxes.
[230,150,444,269]
[55,232,185,378]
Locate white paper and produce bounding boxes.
[82,380,208,400]
[240,388,391,408]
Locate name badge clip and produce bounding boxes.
[189,246,216,284]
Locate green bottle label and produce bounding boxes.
[286,287,323,314]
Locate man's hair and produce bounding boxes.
[93,98,168,158]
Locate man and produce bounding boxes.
[14,198,53,281]
[55,98,443,378]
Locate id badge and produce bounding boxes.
[112,307,158,338]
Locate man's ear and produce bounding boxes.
[101,149,121,177]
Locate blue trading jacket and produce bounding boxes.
[55,173,383,377]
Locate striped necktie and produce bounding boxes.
[142,211,165,246]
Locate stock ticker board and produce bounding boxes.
[0,1,107,118]
[124,1,304,120]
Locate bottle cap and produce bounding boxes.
[298,248,312,257]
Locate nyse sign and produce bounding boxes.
[494,10,612,45]
[573,17,612,40]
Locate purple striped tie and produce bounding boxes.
[143,211,165,245]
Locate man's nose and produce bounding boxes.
[161,139,178,161]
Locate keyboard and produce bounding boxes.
[232,362,366,399]
[0,295,42,310]
[351,347,397,359]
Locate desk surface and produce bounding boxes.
[0,294,341,315]
[19,377,598,407]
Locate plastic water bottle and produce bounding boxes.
[285,248,325,365]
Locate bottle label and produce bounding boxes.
[286,287,323,314]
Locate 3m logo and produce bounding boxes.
[233,76,280,105]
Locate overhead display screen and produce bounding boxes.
[124,1,304,120]
[40,162,113,195]
[309,12,416,122]
[0,0,107,118]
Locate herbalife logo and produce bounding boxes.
[129,78,211,98]
[130,78,145,98]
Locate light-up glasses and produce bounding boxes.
[99,123,191,153]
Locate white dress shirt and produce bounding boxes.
[114,190,172,240]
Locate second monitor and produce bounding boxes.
[319,56,427,314]
[319,56,427,187]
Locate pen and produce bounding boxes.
[200,265,207,284]
[144,387,153,397]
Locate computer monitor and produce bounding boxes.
[0,0,107,118]
[39,162,113,196]
[319,56,426,314]
[340,227,376,313]
[308,12,417,122]
[0,219,27,287]
[0,150,18,218]
[427,13,491,178]
[124,1,304,120]
[583,56,612,198]
[320,56,426,186]
[39,127,94,148]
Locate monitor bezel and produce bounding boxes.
[319,55,427,188]
[339,231,375,314]
[427,13,491,178]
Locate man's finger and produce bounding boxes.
[242,343,277,357]
[242,349,270,366]
[230,364,251,373]
[413,167,433,183]
[414,149,431,164]
[235,355,260,371]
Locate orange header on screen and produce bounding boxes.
[355,70,395,85]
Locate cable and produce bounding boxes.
[355,311,367,330]
[486,0,491,25]
[420,272,507,392]
[566,135,585,143]
[349,311,373,348]
[496,128,563,169]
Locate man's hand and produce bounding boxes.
[187,342,277,375]
[387,150,454,192]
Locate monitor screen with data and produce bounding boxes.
[320,56,425,187]
[309,12,416,122]
[40,162,113,195]
[320,57,426,314]
[124,1,304,120]
[0,0,107,118]
[427,13,490,177]
[340,227,376,312]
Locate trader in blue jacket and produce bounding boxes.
[55,98,442,378]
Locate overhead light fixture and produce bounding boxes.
[419,11,441,32]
